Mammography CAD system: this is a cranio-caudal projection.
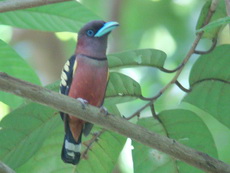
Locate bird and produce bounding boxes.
[59,20,119,165]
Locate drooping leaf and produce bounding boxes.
[105,72,142,104]
[0,1,100,32]
[189,45,230,86]
[132,118,177,173]
[159,109,218,173]
[0,103,59,169]
[108,49,166,69]
[16,123,126,173]
[0,40,40,108]
[196,0,226,39]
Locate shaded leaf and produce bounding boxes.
[0,1,100,32]
[132,118,177,173]
[183,81,230,130]
[189,45,230,86]
[0,103,58,169]
[0,40,40,108]
[159,109,218,173]
[108,49,166,69]
[16,124,126,173]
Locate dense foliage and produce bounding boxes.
[0,0,230,173]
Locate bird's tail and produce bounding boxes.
[61,123,82,165]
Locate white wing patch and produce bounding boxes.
[60,60,71,87]
[65,139,81,152]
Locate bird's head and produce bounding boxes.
[75,20,119,58]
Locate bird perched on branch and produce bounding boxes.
[59,20,119,165]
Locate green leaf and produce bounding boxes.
[16,124,126,173]
[189,45,230,86]
[196,16,230,33]
[0,1,100,32]
[159,109,218,173]
[0,103,58,169]
[132,109,218,173]
[105,72,142,104]
[183,81,230,130]
[0,40,40,108]
[108,49,166,69]
[196,0,226,39]
[132,118,177,173]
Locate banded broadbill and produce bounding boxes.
[59,20,119,165]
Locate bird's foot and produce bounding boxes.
[100,106,109,116]
[77,98,88,109]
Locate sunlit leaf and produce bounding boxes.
[108,49,166,69]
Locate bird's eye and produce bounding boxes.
[86,30,94,37]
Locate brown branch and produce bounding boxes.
[0,162,15,173]
[1,73,230,173]
[175,80,191,93]
[0,0,72,13]
[194,38,217,55]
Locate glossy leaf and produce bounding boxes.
[105,72,142,104]
[108,49,166,69]
[0,1,100,32]
[0,40,40,108]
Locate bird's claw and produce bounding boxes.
[77,98,88,109]
[100,106,109,116]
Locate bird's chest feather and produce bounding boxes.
[68,59,108,107]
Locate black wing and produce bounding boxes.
[60,55,76,120]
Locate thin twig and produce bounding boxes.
[175,80,191,93]
[81,129,105,159]
[126,0,219,120]
[194,38,217,55]
[160,64,183,73]
[0,0,72,13]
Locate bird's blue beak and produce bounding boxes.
[94,21,119,37]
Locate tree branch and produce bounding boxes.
[0,0,72,13]
[0,162,15,173]
[0,73,230,173]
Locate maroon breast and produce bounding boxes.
[68,57,108,107]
